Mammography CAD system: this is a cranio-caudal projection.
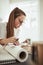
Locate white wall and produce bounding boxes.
[40,0,43,41]
[0,0,10,21]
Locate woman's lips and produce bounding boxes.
[16,24,20,28]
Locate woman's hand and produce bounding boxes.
[23,39,30,44]
[0,38,20,46]
[13,39,20,46]
[0,39,7,45]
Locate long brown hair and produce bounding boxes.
[6,7,26,38]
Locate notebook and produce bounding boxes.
[0,45,16,65]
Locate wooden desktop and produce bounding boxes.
[32,41,43,65]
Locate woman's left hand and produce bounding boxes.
[13,41,20,46]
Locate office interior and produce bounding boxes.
[0,0,43,65]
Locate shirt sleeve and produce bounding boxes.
[0,22,7,39]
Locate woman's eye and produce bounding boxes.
[19,20,23,24]
[20,21,23,23]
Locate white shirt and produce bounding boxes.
[0,22,7,39]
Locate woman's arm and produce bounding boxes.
[0,37,19,45]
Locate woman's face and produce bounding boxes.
[14,15,26,28]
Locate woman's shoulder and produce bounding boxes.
[0,22,7,32]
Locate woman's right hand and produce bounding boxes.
[0,38,20,46]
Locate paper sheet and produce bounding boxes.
[0,45,15,61]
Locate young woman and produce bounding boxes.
[0,7,26,45]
